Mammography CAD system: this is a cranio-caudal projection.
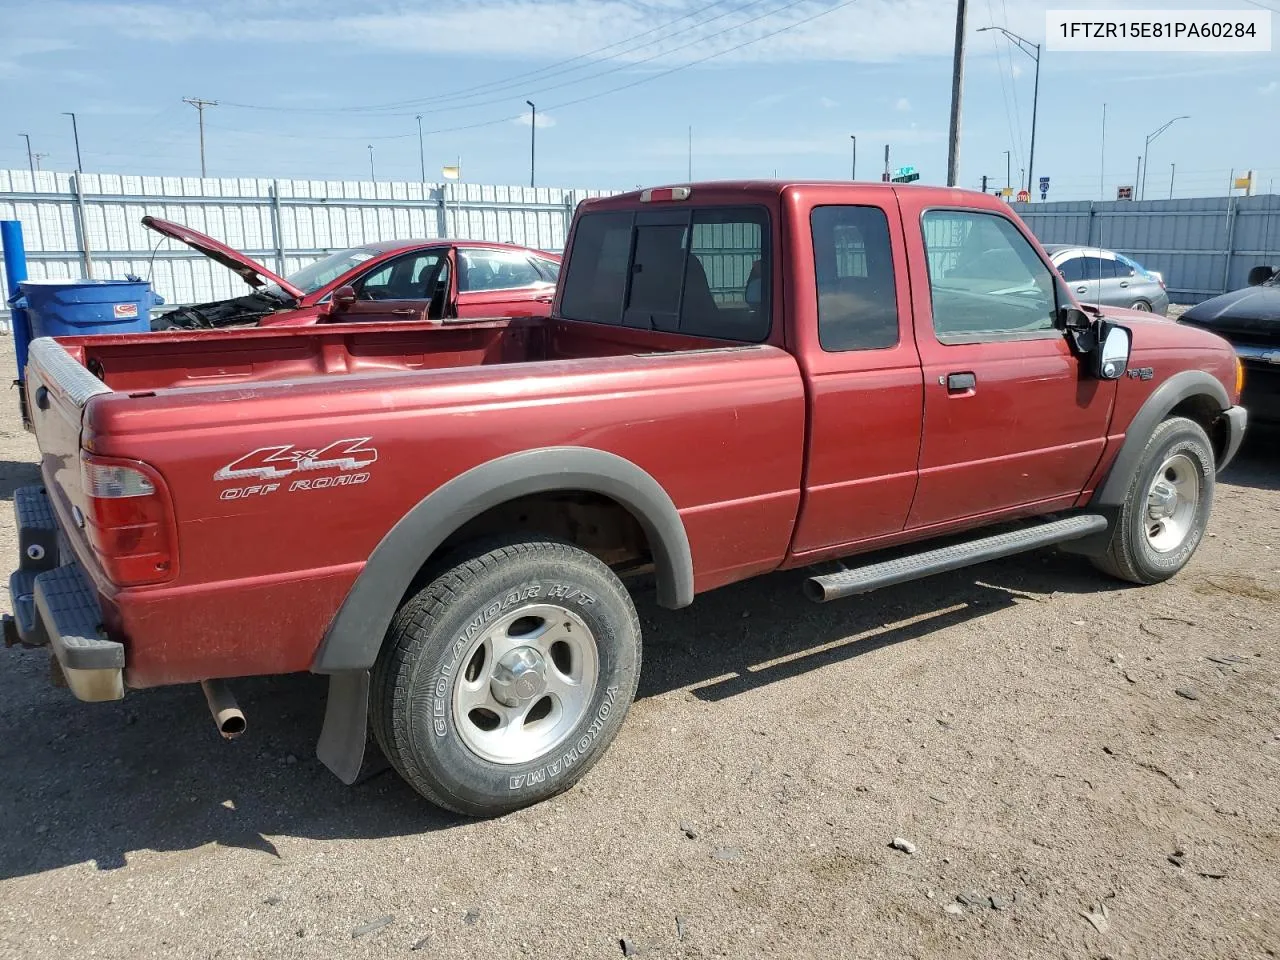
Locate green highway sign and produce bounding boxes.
[891,172,920,183]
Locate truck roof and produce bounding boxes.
[587,179,1009,210]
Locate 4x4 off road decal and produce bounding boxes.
[215,438,377,500]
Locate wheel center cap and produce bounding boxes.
[490,646,547,707]
[1148,481,1178,520]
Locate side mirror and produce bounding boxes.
[332,285,358,310]
[1247,265,1276,287]
[1093,320,1131,380]
[1058,305,1092,330]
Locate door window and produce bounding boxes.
[1057,257,1087,283]
[922,210,1057,342]
[354,250,446,300]
[811,205,899,351]
[458,249,545,292]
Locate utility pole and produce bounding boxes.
[978,25,1041,198]
[946,0,967,187]
[62,112,83,172]
[19,133,35,179]
[1140,115,1188,200]
[850,134,857,180]
[526,100,536,188]
[367,144,375,181]
[1099,102,1106,201]
[883,143,890,181]
[981,174,988,193]
[1169,162,1175,200]
[416,115,425,182]
[1004,150,1011,192]
[688,125,692,180]
[1135,156,1141,196]
[183,97,218,178]
[32,153,49,171]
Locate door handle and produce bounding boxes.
[1119,281,1129,288]
[390,308,419,316]
[535,295,554,303]
[1076,285,1088,293]
[946,372,976,393]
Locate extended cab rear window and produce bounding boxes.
[558,206,770,342]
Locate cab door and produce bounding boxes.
[788,191,924,557]
[895,199,1114,528]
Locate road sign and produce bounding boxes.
[893,165,916,178]
[1040,191,1048,201]
[1039,176,1050,191]
[881,172,891,182]
[1016,189,1030,203]
[891,172,920,183]
[1117,185,1133,200]
[1000,187,1013,198]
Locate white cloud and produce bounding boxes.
[755,93,788,108]
[1010,63,1024,79]
[514,110,557,128]
[819,96,839,109]
[894,96,911,112]
[1261,80,1279,95]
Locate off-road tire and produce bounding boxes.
[371,537,641,817]
[1092,416,1214,585]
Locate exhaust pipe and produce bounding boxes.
[201,679,247,739]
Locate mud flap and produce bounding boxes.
[315,670,389,785]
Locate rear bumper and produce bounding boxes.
[7,485,124,702]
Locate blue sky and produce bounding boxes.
[1,0,1277,200]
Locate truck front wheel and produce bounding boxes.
[1092,416,1215,585]
[371,537,642,816]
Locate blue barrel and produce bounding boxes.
[19,278,159,342]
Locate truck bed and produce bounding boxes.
[25,317,807,688]
[54,316,728,393]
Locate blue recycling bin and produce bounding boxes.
[19,279,160,344]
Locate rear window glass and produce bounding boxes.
[810,205,899,351]
[558,206,770,342]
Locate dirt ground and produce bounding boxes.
[0,339,1276,960]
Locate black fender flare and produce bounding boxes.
[1063,370,1231,560]
[313,446,694,784]
[1091,369,1230,509]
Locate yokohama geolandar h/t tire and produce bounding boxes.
[371,538,642,817]
[1093,416,1215,585]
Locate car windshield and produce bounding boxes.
[264,247,382,297]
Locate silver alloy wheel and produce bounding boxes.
[1131,300,1152,311]
[451,603,599,765]
[1145,453,1200,552]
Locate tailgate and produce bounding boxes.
[24,337,111,549]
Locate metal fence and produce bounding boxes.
[0,168,620,309]
[1011,194,1280,304]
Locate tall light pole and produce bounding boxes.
[526,100,536,188]
[19,134,35,179]
[978,25,1040,197]
[1140,115,1189,200]
[62,112,83,172]
[1169,163,1176,200]
[182,97,217,177]
[946,0,967,187]
[850,134,857,180]
[1004,150,1011,193]
[367,144,375,181]
[416,115,425,182]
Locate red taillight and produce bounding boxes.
[80,454,177,586]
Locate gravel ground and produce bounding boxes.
[0,339,1276,960]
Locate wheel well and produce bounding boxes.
[1169,395,1228,462]
[423,491,654,584]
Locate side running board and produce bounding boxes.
[804,514,1108,603]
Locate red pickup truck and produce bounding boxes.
[6,181,1247,817]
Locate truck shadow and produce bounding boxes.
[1221,429,1280,491]
[0,547,1123,882]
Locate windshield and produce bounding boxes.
[264,247,381,298]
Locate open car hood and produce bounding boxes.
[142,216,304,300]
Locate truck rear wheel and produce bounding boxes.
[1092,416,1214,585]
[371,537,641,817]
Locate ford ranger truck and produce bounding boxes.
[6,181,1247,817]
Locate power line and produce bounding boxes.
[221,0,747,115]
[225,0,809,121]
[206,0,860,145]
